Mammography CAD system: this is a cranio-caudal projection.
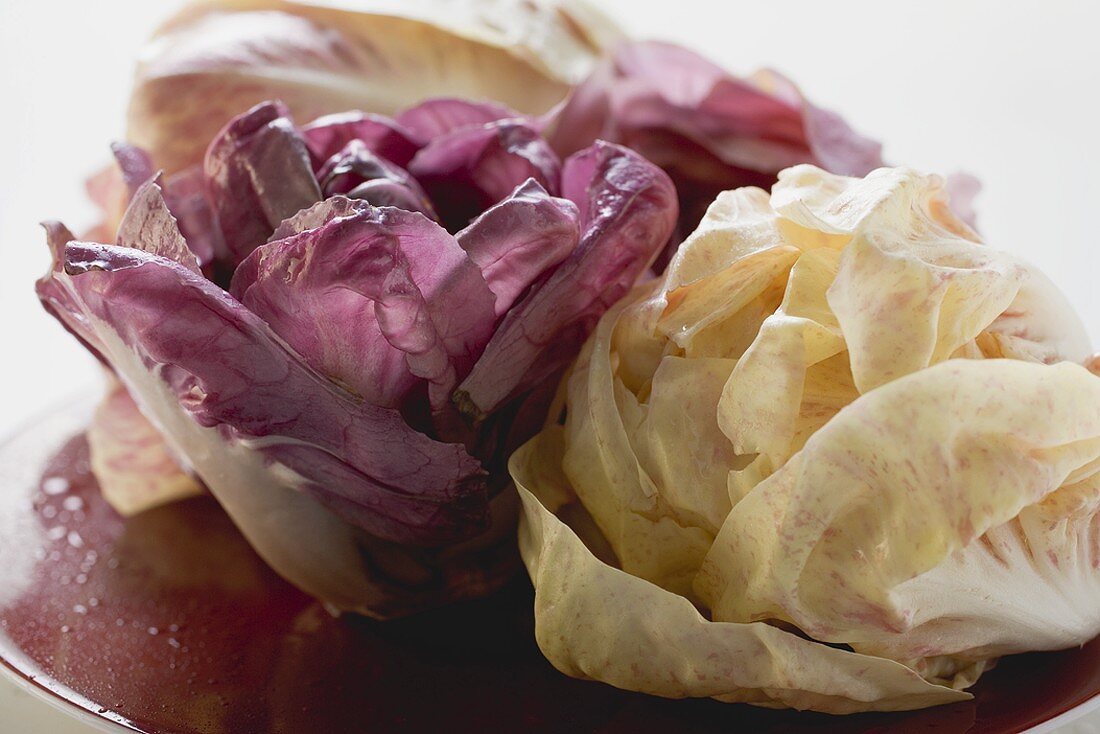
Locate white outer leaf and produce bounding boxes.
[128,0,624,172]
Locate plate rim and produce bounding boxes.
[0,653,133,734]
[1024,693,1100,734]
[7,654,1100,734]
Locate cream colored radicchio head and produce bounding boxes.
[128,0,623,173]
[510,164,1100,713]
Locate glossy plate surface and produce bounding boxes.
[2,404,1099,734]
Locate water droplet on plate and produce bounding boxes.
[42,477,70,495]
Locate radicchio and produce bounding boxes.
[38,98,676,617]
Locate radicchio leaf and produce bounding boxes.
[116,176,202,274]
[41,240,487,547]
[268,196,371,241]
[409,120,561,231]
[204,101,322,268]
[456,179,580,317]
[302,111,422,168]
[109,142,156,198]
[232,202,498,411]
[160,165,222,270]
[317,140,435,218]
[455,142,678,418]
[547,41,884,235]
[396,98,521,140]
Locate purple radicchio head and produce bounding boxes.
[37,98,677,618]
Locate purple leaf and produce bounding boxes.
[456,179,579,317]
[232,202,498,411]
[301,111,422,168]
[945,172,981,229]
[396,98,521,140]
[109,142,156,200]
[161,165,222,271]
[346,179,437,215]
[547,41,883,236]
[204,101,322,268]
[38,93,699,617]
[317,140,435,218]
[455,141,677,418]
[409,120,561,231]
[36,222,104,363]
[269,196,372,241]
[41,240,487,545]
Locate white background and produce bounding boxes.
[0,1,1098,732]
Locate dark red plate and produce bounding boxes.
[2,404,1099,734]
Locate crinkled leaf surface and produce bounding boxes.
[457,142,677,418]
[512,164,1100,710]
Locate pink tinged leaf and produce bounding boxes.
[408,120,562,231]
[85,165,120,224]
[88,384,204,516]
[116,175,202,274]
[81,172,121,243]
[231,202,497,411]
[396,98,521,140]
[456,179,580,317]
[44,242,487,544]
[456,142,678,418]
[204,101,322,269]
[317,140,436,218]
[945,172,982,229]
[301,111,422,168]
